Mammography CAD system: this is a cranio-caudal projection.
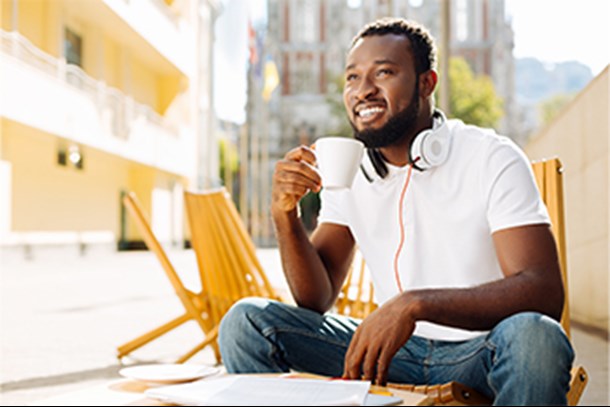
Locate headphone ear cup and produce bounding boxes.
[410,127,451,170]
[410,129,432,170]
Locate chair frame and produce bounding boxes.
[183,189,280,316]
[118,189,282,364]
[116,192,220,364]
[336,158,588,405]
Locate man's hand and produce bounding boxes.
[342,293,421,386]
[272,145,322,214]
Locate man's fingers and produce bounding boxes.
[277,183,311,198]
[375,348,393,386]
[285,145,317,166]
[342,335,364,380]
[275,167,320,193]
[276,159,322,190]
[281,160,321,184]
[362,346,381,382]
[343,351,364,380]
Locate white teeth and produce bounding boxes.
[358,107,384,118]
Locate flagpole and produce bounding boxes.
[240,121,249,229]
[243,18,257,233]
[261,98,270,244]
[250,91,260,242]
[260,58,279,245]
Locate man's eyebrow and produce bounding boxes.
[373,59,400,66]
[345,59,400,71]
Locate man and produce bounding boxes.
[219,18,574,405]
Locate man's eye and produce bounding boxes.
[377,69,392,77]
[346,73,358,81]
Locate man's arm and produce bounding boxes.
[414,224,564,328]
[343,223,564,385]
[273,215,356,313]
[271,145,356,313]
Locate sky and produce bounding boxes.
[214,0,610,124]
[505,0,609,75]
[213,0,266,124]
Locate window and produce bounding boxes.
[64,27,83,67]
[291,52,318,94]
[57,148,67,166]
[294,0,317,43]
[456,0,469,42]
[57,144,84,171]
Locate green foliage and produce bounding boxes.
[325,73,353,137]
[442,57,504,128]
[219,138,239,186]
[538,93,576,126]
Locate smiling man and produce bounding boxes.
[218,18,574,405]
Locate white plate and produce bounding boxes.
[119,364,219,384]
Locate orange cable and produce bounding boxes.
[393,160,417,293]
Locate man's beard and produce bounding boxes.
[351,90,420,149]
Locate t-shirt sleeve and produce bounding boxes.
[483,137,550,233]
[317,188,350,226]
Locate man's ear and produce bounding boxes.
[419,70,438,98]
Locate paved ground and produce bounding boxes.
[0,248,608,405]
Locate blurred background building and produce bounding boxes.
[0,0,220,257]
[250,0,515,235]
[264,0,514,146]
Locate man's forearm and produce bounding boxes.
[272,209,335,313]
[408,268,565,331]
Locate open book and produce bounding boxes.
[145,376,371,406]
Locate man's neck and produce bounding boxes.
[379,113,434,167]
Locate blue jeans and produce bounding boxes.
[219,298,574,406]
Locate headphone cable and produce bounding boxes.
[393,157,419,293]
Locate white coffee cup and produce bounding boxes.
[315,137,365,190]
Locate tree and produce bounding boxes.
[325,73,353,137]
[442,57,504,128]
[218,137,239,197]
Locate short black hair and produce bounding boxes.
[350,17,437,75]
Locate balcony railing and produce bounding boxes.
[0,29,178,139]
[150,0,181,27]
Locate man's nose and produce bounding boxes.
[354,77,378,101]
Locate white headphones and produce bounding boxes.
[360,109,451,181]
[409,109,450,171]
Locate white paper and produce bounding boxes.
[145,376,371,406]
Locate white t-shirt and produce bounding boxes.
[318,118,550,341]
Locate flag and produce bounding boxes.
[262,57,280,102]
[248,19,258,67]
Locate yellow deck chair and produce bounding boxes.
[116,192,220,364]
[182,189,282,359]
[335,250,377,319]
[336,158,588,405]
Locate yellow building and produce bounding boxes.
[526,66,609,332]
[0,0,220,257]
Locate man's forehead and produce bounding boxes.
[346,34,412,67]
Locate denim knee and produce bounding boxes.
[486,312,574,404]
[489,312,574,374]
[218,297,269,349]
